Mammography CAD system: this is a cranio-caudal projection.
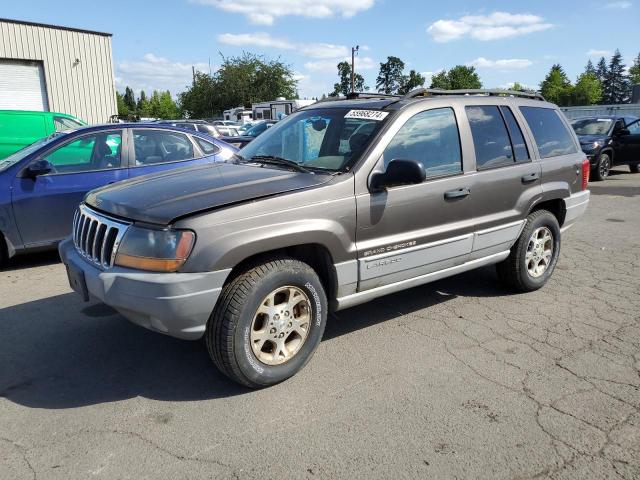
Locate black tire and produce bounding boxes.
[591,152,611,181]
[630,163,640,174]
[206,257,327,388]
[496,210,561,293]
[0,234,7,270]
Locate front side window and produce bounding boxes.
[42,131,122,173]
[383,107,462,178]
[238,107,385,172]
[466,106,514,169]
[132,130,194,165]
[520,107,578,158]
[195,137,220,155]
[627,119,640,134]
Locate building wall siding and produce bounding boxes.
[0,20,117,124]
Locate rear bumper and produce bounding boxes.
[562,190,590,232]
[59,238,230,340]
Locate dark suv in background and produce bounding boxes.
[570,115,640,180]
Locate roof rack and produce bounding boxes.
[403,88,546,101]
[345,91,400,100]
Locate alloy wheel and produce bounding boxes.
[525,227,554,278]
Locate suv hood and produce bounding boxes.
[85,162,333,225]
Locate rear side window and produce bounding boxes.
[383,107,462,178]
[520,107,578,158]
[627,119,640,134]
[466,106,514,169]
[132,129,194,165]
[500,107,529,162]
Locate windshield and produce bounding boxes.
[0,133,65,172]
[571,118,613,136]
[237,108,388,172]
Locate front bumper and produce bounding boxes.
[59,238,231,340]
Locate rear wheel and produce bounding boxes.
[630,163,640,173]
[206,257,327,388]
[496,210,561,292]
[592,153,611,181]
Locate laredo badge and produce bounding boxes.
[344,110,389,121]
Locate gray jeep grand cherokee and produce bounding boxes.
[60,89,590,387]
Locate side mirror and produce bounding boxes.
[615,128,630,136]
[26,159,53,177]
[370,158,426,192]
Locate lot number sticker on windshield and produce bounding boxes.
[344,110,389,121]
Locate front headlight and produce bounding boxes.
[592,141,601,149]
[114,227,195,272]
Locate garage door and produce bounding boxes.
[0,60,49,111]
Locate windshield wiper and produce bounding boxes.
[249,155,312,174]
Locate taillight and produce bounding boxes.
[581,158,590,190]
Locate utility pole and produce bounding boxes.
[351,45,359,93]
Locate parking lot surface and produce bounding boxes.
[1,168,639,479]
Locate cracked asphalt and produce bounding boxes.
[1,167,639,479]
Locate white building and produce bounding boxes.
[0,18,118,124]
[252,98,316,121]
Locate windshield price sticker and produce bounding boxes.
[344,110,389,121]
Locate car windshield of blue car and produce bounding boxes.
[0,132,65,172]
[235,108,388,172]
[571,118,613,136]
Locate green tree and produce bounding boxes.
[602,49,630,104]
[376,56,405,94]
[398,70,426,95]
[179,53,298,118]
[595,57,608,84]
[123,87,137,113]
[584,59,597,77]
[116,91,129,116]
[540,64,573,106]
[148,90,180,119]
[572,72,602,105]
[331,61,366,96]
[430,66,482,90]
[628,52,640,85]
[137,91,151,117]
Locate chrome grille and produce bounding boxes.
[73,205,130,269]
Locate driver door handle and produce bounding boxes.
[444,187,470,199]
[521,172,540,183]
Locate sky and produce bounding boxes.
[3,0,640,99]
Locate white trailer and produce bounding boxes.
[252,98,316,121]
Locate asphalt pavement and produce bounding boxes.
[1,167,639,479]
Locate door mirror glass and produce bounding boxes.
[27,159,53,176]
[370,158,426,191]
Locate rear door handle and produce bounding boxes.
[444,187,470,199]
[521,172,540,183]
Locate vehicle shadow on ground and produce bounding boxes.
[0,266,511,409]
[2,249,61,271]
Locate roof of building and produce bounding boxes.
[0,18,112,37]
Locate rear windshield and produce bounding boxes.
[237,107,389,172]
[520,107,577,158]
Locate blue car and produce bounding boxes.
[0,123,236,265]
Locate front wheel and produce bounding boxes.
[630,163,640,174]
[592,153,611,181]
[496,210,561,292]
[206,257,327,388]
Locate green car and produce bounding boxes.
[0,110,86,160]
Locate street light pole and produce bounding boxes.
[351,45,359,93]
